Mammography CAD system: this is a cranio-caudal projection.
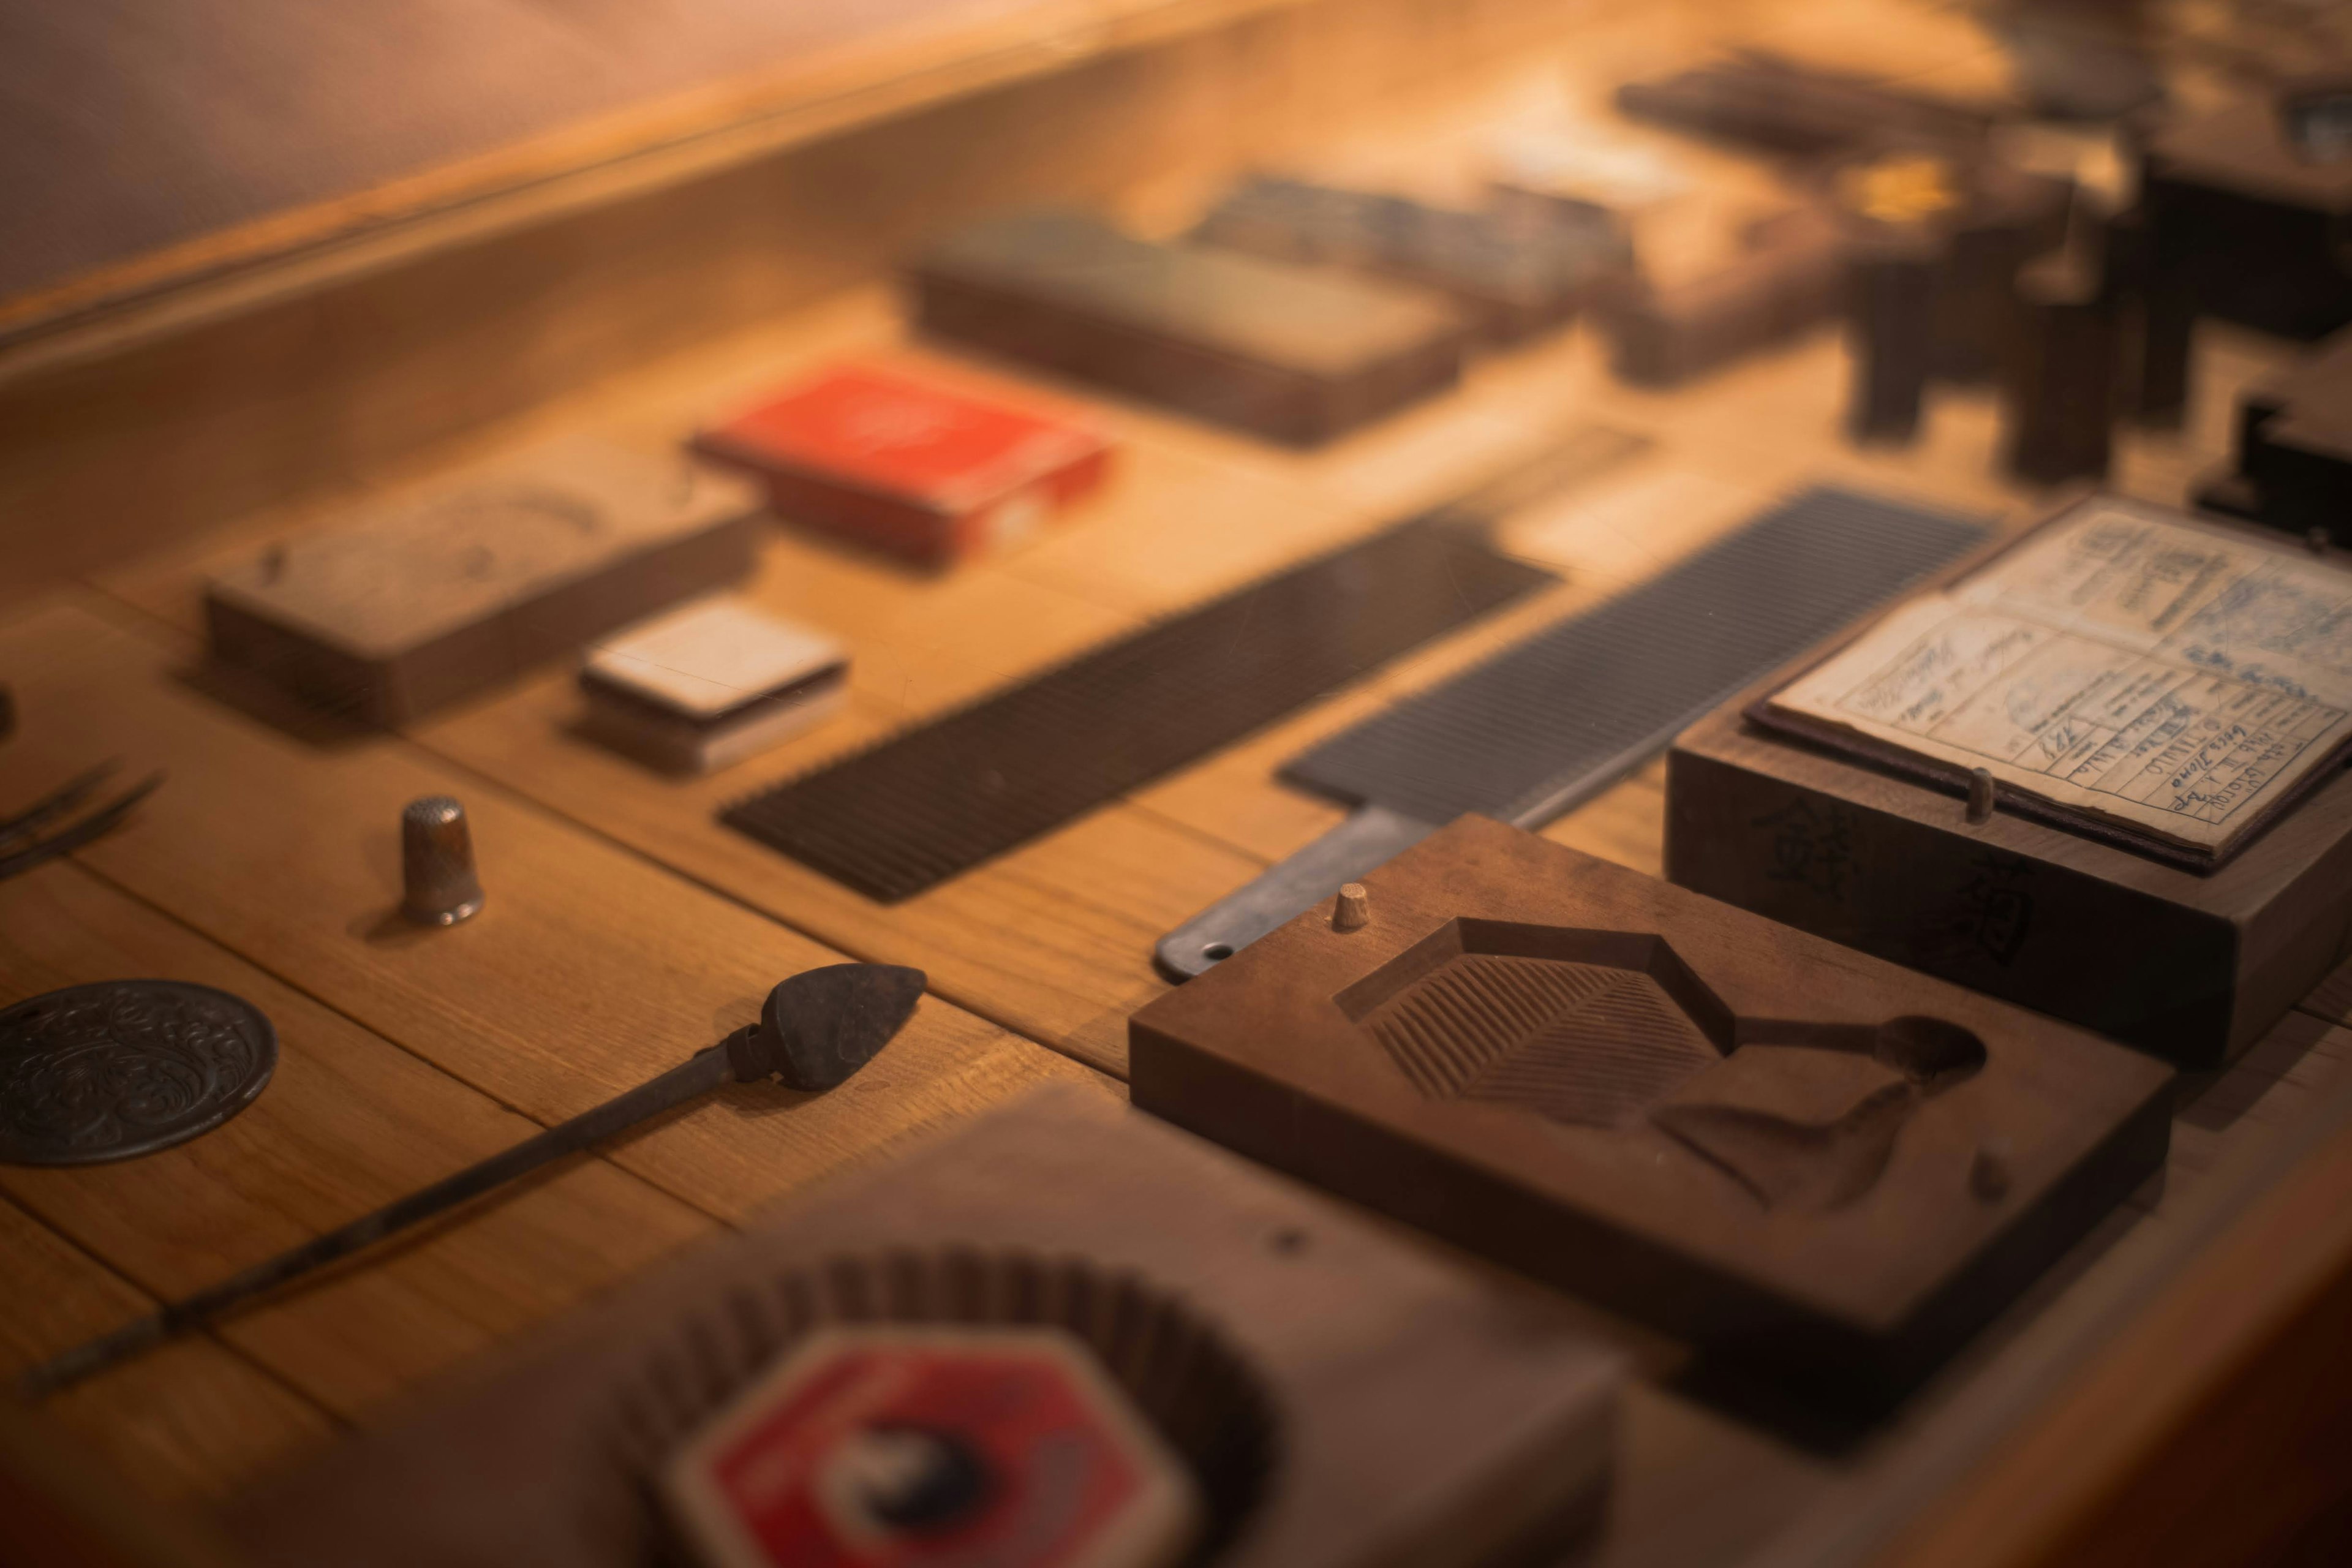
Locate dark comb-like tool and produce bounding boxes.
[721,433,1646,902]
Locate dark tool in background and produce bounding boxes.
[2136,76,2352,427]
[0,764,162,883]
[911,208,1470,446]
[1189,174,1633,344]
[2196,320,2352,547]
[0,679,165,892]
[17,962,926,1397]
[724,432,1645,903]
[1613,53,2000,156]
[1156,486,1989,979]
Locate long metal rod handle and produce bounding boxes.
[18,1048,734,1398]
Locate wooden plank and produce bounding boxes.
[0,858,715,1419]
[1542,760,1671,878]
[233,1092,1624,1568]
[82,323,1658,1078]
[0,0,1626,362]
[0,0,1633,606]
[375,364,1536,1067]
[0,596,1110,1216]
[0,1394,251,1568]
[61,85,2280,1099]
[1131,816,2177,1395]
[0,1195,331,1504]
[0,0,1353,355]
[393,439,1663,1068]
[1869,1021,2352,1568]
[1,0,1188,312]
[2302,951,2352,1030]
[10,4,2350,1558]
[80,333,2227,1090]
[399,649,1248,1075]
[1668,600,2352,1070]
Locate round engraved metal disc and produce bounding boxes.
[0,981,277,1166]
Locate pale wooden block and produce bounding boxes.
[203,440,764,723]
[581,597,848,774]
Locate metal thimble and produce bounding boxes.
[401,796,484,925]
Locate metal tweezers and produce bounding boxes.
[0,764,164,883]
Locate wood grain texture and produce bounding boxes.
[1667,655,2352,1068]
[352,336,1653,1072]
[3,0,1618,351]
[0,1396,251,1568]
[0,0,1637,603]
[0,858,715,1418]
[1874,1018,2352,1568]
[70,290,2253,1092]
[232,1091,1623,1568]
[0,0,1110,307]
[0,1194,331,1506]
[200,440,763,725]
[16,1,2352,1555]
[420,663,1245,1077]
[96,320,1625,1081]
[0,596,1110,1225]
[2302,953,2352,1032]
[1132,816,2175,1396]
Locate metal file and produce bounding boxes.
[1156,486,1989,978]
[719,434,1647,902]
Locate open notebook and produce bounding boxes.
[1754,496,2352,870]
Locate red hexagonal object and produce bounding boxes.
[662,1324,1200,1568]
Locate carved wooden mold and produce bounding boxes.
[1131,817,2175,1399]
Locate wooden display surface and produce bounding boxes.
[1664,507,2352,1068]
[1131,816,2174,1398]
[229,1090,1622,1568]
[7,2,2352,1565]
[203,442,763,725]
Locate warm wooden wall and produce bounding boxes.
[0,0,1635,600]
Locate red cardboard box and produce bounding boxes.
[694,363,1114,567]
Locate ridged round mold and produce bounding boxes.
[601,1248,1280,1566]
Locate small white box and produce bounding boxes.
[581,598,848,774]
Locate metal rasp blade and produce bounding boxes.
[1156,486,1989,978]
[721,430,1646,903]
